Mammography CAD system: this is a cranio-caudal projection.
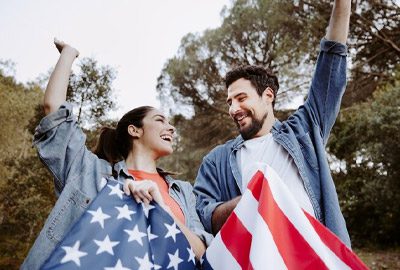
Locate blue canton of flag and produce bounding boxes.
[41,180,197,270]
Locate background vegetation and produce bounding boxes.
[0,0,398,268]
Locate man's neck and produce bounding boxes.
[252,111,275,139]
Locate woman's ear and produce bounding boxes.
[128,125,142,138]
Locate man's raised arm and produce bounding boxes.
[326,0,351,44]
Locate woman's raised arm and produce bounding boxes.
[44,38,79,115]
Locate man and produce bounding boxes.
[194,0,352,247]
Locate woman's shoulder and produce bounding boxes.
[166,177,194,192]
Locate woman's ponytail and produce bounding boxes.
[92,127,122,163]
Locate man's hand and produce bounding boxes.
[211,196,241,234]
[326,0,351,44]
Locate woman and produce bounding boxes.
[21,39,212,270]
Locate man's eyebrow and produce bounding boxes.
[227,92,246,103]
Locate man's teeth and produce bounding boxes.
[236,114,247,121]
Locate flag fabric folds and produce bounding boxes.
[41,180,197,270]
[41,166,368,270]
[202,163,368,270]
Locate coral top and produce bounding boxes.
[128,170,185,224]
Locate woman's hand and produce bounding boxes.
[123,179,166,208]
[54,38,79,58]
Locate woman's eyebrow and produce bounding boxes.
[152,114,166,120]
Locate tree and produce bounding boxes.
[0,56,118,269]
[156,0,324,176]
[156,0,400,247]
[328,69,400,247]
[298,0,400,106]
[67,57,116,126]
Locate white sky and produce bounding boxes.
[0,0,231,118]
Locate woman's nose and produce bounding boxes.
[168,124,176,134]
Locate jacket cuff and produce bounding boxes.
[200,201,224,234]
[320,38,347,56]
[193,227,214,247]
[34,102,74,142]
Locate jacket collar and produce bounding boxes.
[113,160,179,189]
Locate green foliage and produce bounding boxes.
[329,69,400,247]
[344,0,400,106]
[157,0,400,247]
[0,70,50,268]
[67,57,116,126]
[0,57,118,268]
[157,0,322,178]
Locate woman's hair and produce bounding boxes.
[93,105,178,177]
[93,106,155,163]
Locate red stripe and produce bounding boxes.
[304,211,369,270]
[248,171,329,270]
[220,211,254,270]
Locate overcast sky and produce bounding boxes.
[0,0,231,117]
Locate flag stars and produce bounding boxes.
[93,235,119,255]
[108,183,124,199]
[124,225,147,245]
[135,253,153,270]
[152,254,161,270]
[104,259,131,270]
[187,247,195,265]
[167,249,183,270]
[164,222,180,242]
[147,225,158,241]
[60,241,87,267]
[88,207,110,229]
[116,204,135,221]
[142,203,155,218]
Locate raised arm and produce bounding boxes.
[326,0,351,44]
[44,38,79,115]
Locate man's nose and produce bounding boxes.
[229,101,240,117]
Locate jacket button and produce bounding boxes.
[85,198,90,204]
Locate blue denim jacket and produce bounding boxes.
[193,39,351,247]
[21,103,212,270]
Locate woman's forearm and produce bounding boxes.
[44,45,78,115]
[165,207,206,260]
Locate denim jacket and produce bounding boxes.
[21,103,213,270]
[193,39,351,247]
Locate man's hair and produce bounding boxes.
[225,65,279,108]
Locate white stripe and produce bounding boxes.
[235,191,287,270]
[258,165,351,270]
[205,233,241,270]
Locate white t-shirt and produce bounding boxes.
[237,133,315,217]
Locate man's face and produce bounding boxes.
[226,78,273,140]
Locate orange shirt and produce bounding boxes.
[128,170,185,225]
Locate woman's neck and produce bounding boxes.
[125,150,157,173]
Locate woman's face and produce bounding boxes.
[138,109,175,158]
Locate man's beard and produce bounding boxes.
[236,111,268,140]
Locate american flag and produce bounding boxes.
[41,180,197,270]
[202,164,369,270]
